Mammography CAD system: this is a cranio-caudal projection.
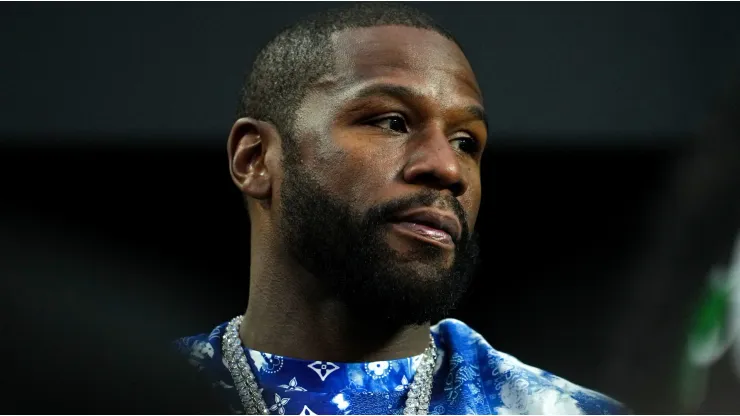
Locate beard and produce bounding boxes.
[277,161,480,328]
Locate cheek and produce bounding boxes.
[463,176,482,229]
[467,199,481,230]
[316,133,401,203]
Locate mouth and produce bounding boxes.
[387,208,462,250]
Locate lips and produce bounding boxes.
[388,208,462,244]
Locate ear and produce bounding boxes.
[227,117,279,201]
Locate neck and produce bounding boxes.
[239,246,430,362]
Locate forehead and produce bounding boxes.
[325,25,482,101]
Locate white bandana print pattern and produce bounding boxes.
[299,405,317,415]
[269,393,291,415]
[250,351,284,374]
[279,377,307,392]
[365,361,391,378]
[395,375,410,392]
[307,361,339,382]
[176,319,629,415]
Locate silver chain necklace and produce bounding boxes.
[222,316,437,415]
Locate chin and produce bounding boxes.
[399,261,455,283]
[339,259,468,327]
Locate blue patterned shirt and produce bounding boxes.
[176,318,626,415]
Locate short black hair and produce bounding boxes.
[236,3,458,152]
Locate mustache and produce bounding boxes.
[366,189,470,238]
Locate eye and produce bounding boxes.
[369,115,409,133]
[451,135,480,155]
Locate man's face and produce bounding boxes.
[277,25,487,326]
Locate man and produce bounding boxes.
[177,4,626,415]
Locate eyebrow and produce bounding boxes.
[464,105,489,131]
[353,83,420,102]
[352,83,489,130]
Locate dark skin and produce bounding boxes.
[227,25,487,362]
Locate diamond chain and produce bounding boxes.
[222,316,437,415]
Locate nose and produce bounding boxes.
[402,126,468,197]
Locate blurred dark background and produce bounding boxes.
[2,2,740,414]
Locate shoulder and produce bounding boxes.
[175,322,243,412]
[175,321,231,378]
[431,319,629,415]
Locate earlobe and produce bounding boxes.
[227,118,273,200]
